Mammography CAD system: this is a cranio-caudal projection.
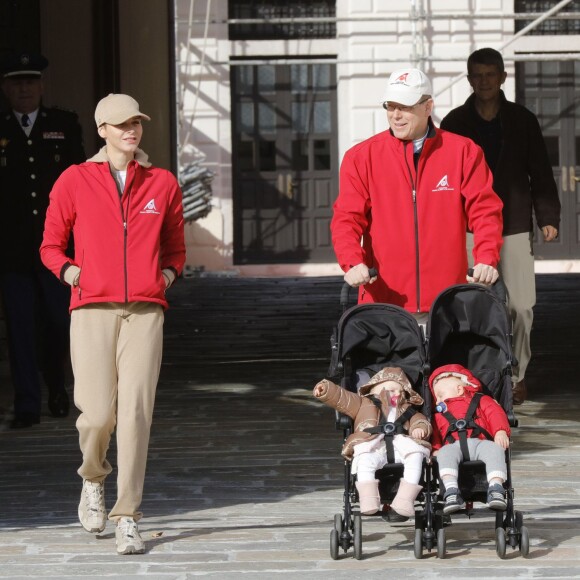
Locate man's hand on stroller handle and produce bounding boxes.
[344,263,378,287]
[467,263,499,286]
[344,263,499,287]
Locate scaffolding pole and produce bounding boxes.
[176,13,580,25]
[175,53,579,68]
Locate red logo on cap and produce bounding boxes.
[396,73,409,82]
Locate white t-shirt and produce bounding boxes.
[112,169,127,194]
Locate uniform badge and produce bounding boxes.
[54,154,61,162]
[43,131,65,140]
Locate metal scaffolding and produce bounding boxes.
[175,0,578,68]
[174,0,579,177]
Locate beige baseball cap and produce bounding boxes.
[94,93,151,127]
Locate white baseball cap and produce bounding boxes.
[381,68,432,107]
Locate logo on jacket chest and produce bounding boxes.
[140,198,160,215]
[432,175,454,192]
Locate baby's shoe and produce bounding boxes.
[355,480,381,515]
[443,487,465,514]
[390,479,422,519]
[487,483,507,511]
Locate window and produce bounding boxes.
[228,0,336,40]
[515,1,580,35]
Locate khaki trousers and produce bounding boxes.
[70,302,164,521]
[467,232,535,383]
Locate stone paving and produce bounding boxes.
[0,275,579,579]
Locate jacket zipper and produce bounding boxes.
[110,165,131,303]
[403,143,421,313]
[123,217,128,302]
[121,186,132,303]
[77,251,85,301]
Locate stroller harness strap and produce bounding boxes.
[441,393,494,462]
[364,398,417,464]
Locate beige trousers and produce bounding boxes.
[468,232,535,383]
[70,302,164,522]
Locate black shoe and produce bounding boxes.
[512,380,527,405]
[10,414,41,429]
[48,390,70,418]
[381,509,409,523]
[388,513,409,522]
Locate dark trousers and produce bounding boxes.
[1,265,70,416]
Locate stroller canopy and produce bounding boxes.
[328,303,426,388]
[426,283,515,410]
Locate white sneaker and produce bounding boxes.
[115,517,145,555]
[78,480,106,533]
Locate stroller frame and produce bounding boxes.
[326,297,428,560]
[325,281,529,560]
[415,283,529,559]
[417,448,529,559]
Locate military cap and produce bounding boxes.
[0,51,48,79]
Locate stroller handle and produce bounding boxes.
[340,267,378,307]
[467,268,507,303]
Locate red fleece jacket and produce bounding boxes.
[41,158,185,311]
[331,123,503,312]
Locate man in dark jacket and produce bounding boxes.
[0,51,85,427]
[441,48,560,406]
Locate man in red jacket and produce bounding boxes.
[41,94,185,555]
[331,68,503,325]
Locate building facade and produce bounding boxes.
[176,0,580,276]
[2,0,579,275]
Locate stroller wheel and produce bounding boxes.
[495,527,507,559]
[436,527,446,559]
[519,525,530,557]
[353,514,363,560]
[330,528,339,560]
[414,528,423,559]
[334,513,343,533]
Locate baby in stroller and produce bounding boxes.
[313,366,431,519]
[429,364,511,515]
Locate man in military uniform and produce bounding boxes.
[0,51,85,428]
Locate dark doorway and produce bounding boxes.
[0,0,40,110]
[517,59,580,259]
[231,62,338,264]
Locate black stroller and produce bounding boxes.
[325,280,428,560]
[415,282,529,559]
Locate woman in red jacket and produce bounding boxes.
[41,94,185,555]
[429,364,510,515]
